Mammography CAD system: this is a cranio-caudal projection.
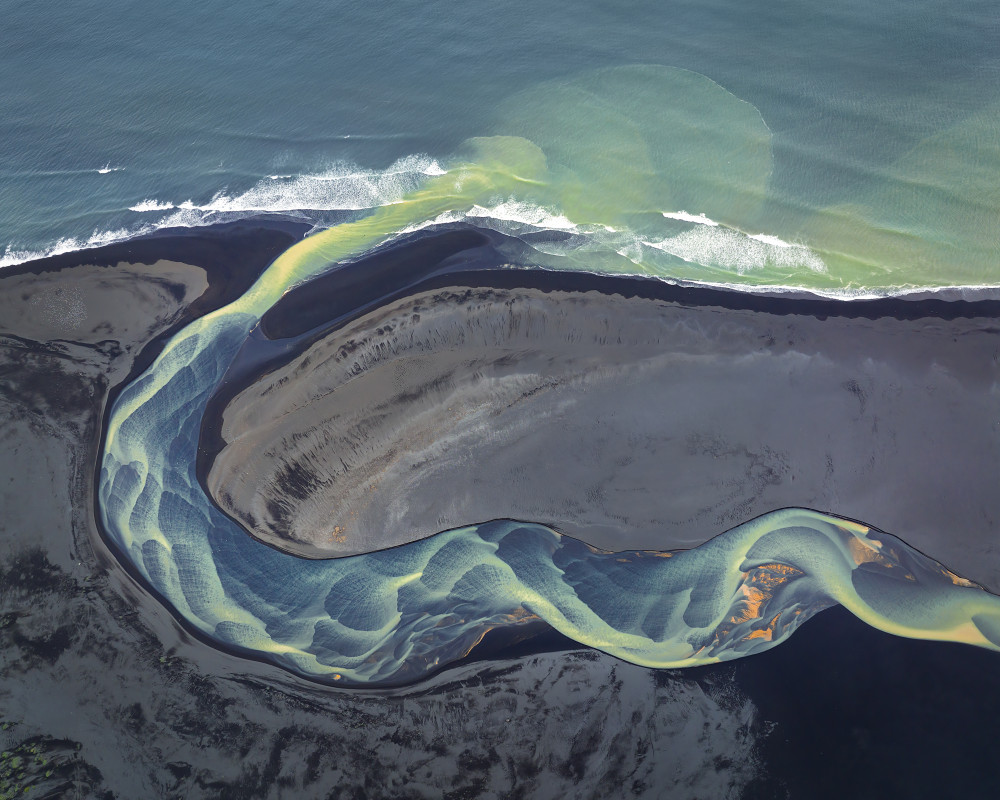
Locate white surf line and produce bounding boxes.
[129,199,176,212]
[662,210,719,226]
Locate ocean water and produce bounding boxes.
[3,0,998,294]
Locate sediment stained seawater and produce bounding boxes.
[7,65,1000,298]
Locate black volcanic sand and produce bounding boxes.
[1,221,1000,798]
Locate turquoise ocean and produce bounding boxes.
[3,0,998,295]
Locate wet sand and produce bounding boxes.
[2,221,1000,796]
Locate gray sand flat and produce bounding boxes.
[208,285,1000,592]
[0,260,206,574]
[0,260,207,349]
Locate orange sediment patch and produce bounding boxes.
[845,535,894,569]
[730,563,803,627]
[942,567,981,589]
[329,525,347,544]
[744,613,782,642]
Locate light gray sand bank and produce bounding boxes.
[208,285,1000,592]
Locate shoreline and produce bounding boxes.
[8,216,1000,305]
[6,218,1000,635]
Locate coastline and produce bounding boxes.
[2,219,1000,795]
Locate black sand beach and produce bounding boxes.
[2,221,999,797]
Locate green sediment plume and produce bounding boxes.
[494,65,772,230]
[163,63,999,301]
[798,102,1000,290]
[480,65,1000,294]
[231,64,818,298]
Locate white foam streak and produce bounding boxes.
[396,200,584,243]
[130,199,175,212]
[663,210,719,226]
[117,155,445,220]
[466,200,575,229]
[0,225,155,269]
[193,154,440,213]
[658,277,1000,301]
[747,232,793,248]
[419,200,828,279]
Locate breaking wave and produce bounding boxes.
[5,63,1000,300]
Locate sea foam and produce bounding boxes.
[129,199,175,212]
[663,210,719,226]
[184,154,443,213]
[0,226,155,269]
[2,154,985,303]
[645,226,826,274]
